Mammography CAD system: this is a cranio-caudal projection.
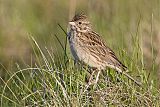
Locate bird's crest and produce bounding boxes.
[71,13,87,21]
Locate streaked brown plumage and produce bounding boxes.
[68,13,141,86]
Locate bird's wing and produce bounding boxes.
[79,31,142,86]
[80,31,127,70]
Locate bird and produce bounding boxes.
[67,13,141,86]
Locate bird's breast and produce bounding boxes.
[68,30,80,60]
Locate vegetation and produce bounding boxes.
[0,0,160,106]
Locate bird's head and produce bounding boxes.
[69,13,92,33]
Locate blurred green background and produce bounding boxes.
[0,0,160,86]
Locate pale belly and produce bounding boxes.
[69,41,105,69]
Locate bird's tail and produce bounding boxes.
[117,62,141,86]
[121,69,142,86]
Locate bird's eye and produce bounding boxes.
[78,22,82,24]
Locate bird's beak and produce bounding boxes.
[69,21,75,26]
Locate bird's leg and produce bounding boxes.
[88,70,96,85]
[91,70,101,89]
[95,70,101,84]
[88,70,101,85]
